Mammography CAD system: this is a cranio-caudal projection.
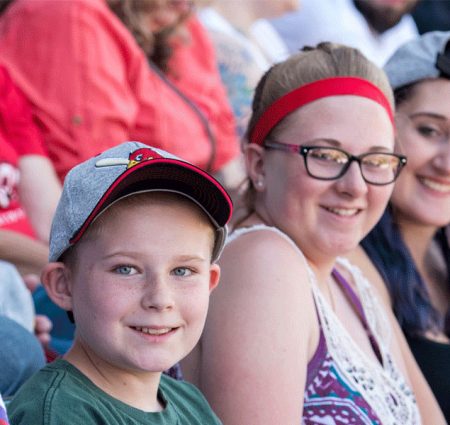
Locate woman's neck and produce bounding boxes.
[245,209,337,286]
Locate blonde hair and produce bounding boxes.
[237,42,394,222]
[246,42,394,144]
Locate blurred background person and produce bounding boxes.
[412,0,450,34]
[263,0,419,66]
[0,64,60,276]
[0,0,240,188]
[0,261,47,397]
[198,0,299,137]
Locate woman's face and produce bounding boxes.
[391,78,450,229]
[253,95,395,265]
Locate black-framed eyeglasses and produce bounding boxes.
[264,140,407,186]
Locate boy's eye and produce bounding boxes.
[114,265,137,275]
[172,267,192,277]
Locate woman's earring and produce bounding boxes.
[255,180,263,188]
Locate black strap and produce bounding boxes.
[148,60,217,172]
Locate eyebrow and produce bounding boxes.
[174,255,208,262]
[409,111,448,121]
[101,252,207,262]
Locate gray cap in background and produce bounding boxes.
[384,31,450,90]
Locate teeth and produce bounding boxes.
[326,207,358,216]
[420,177,450,193]
[134,327,172,335]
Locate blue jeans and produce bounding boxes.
[0,316,45,397]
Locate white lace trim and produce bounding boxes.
[227,225,421,425]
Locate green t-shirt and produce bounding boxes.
[8,359,222,425]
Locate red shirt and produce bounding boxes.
[0,0,239,180]
[0,66,47,238]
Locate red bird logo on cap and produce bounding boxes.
[127,148,162,168]
[95,147,163,169]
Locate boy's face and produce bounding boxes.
[58,196,219,375]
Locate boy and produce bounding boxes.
[7,142,232,424]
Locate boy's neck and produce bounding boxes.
[64,342,164,412]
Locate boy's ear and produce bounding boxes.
[41,262,74,311]
[209,263,220,293]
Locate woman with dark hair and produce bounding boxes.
[350,31,450,422]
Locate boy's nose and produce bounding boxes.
[141,279,175,311]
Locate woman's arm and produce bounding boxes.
[194,230,317,424]
[0,230,48,276]
[18,155,61,244]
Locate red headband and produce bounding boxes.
[249,77,394,145]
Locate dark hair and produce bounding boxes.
[0,0,14,15]
[393,83,417,106]
[107,0,179,71]
[361,208,450,337]
[107,0,155,55]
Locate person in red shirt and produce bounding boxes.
[0,0,241,186]
[0,65,60,275]
[0,65,56,391]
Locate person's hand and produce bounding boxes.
[34,314,52,348]
[22,273,41,292]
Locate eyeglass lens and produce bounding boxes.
[305,147,401,184]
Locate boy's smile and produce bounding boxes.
[63,194,220,379]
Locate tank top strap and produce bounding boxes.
[332,267,383,364]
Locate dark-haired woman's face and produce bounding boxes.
[392,78,450,228]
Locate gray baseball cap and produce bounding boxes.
[49,142,233,262]
[384,31,450,90]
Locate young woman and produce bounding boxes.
[351,31,450,422]
[182,43,445,424]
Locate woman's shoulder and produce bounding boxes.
[220,223,315,299]
[226,224,301,255]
